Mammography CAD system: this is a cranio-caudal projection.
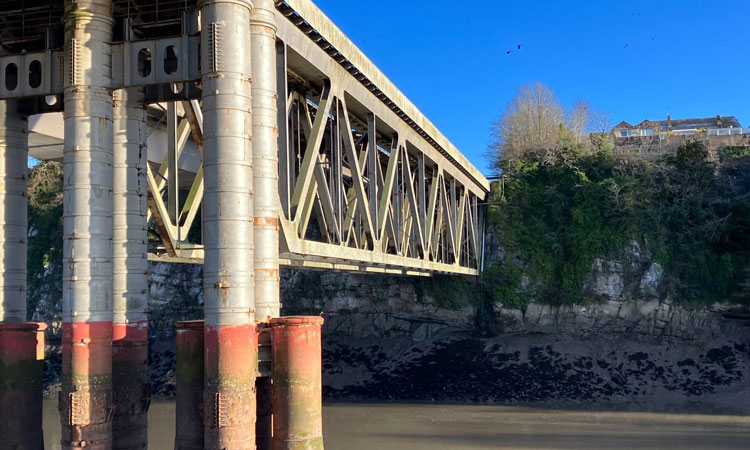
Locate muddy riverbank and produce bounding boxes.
[42,327,750,410]
[41,399,750,450]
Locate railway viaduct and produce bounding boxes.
[0,1,489,448]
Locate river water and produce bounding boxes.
[42,399,750,449]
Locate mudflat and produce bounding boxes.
[42,399,750,449]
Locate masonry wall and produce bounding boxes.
[613,134,750,160]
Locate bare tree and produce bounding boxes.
[491,81,565,162]
[567,99,591,145]
[589,108,614,133]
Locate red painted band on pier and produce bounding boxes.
[112,320,150,450]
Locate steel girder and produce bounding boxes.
[0,0,489,277]
[143,1,489,277]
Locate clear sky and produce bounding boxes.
[313,0,750,175]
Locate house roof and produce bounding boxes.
[613,121,634,130]
[660,116,742,130]
[636,119,659,128]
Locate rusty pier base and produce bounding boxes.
[112,321,150,449]
[0,323,44,450]
[173,317,325,449]
[204,324,258,449]
[175,320,205,450]
[60,322,114,449]
[270,316,325,450]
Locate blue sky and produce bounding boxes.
[314,0,750,174]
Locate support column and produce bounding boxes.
[60,1,115,449]
[251,3,280,448]
[0,101,29,324]
[199,0,257,448]
[270,317,324,450]
[112,89,149,450]
[251,0,280,322]
[0,101,43,450]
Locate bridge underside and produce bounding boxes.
[0,0,489,448]
[1,0,488,277]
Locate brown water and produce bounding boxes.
[42,399,750,449]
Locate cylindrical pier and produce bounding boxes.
[0,101,29,324]
[251,0,281,322]
[175,320,205,450]
[203,324,259,449]
[0,323,44,450]
[270,316,325,450]
[199,0,257,447]
[251,2,280,445]
[112,88,150,450]
[60,0,115,448]
[0,99,43,450]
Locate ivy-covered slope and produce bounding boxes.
[484,142,750,307]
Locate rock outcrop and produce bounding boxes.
[38,233,750,405]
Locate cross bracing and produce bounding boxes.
[0,0,489,276]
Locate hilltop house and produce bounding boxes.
[613,115,744,138]
[608,115,748,160]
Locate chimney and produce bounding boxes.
[667,114,672,130]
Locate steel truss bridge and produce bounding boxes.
[0,0,489,449]
[0,0,489,277]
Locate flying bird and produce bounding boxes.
[506,50,513,55]
[623,43,629,49]
[651,35,657,40]
[517,44,522,50]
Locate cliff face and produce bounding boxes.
[275,263,750,407]
[274,235,750,344]
[37,230,750,406]
[275,231,750,406]
[31,232,737,344]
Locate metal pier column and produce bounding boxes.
[251,1,280,448]
[270,317,325,450]
[199,0,257,448]
[0,101,29,326]
[0,101,44,450]
[251,0,280,322]
[60,0,115,448]
[112,89,150,449]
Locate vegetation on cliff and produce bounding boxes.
[485,142,750,307]
[27,161,64,321]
